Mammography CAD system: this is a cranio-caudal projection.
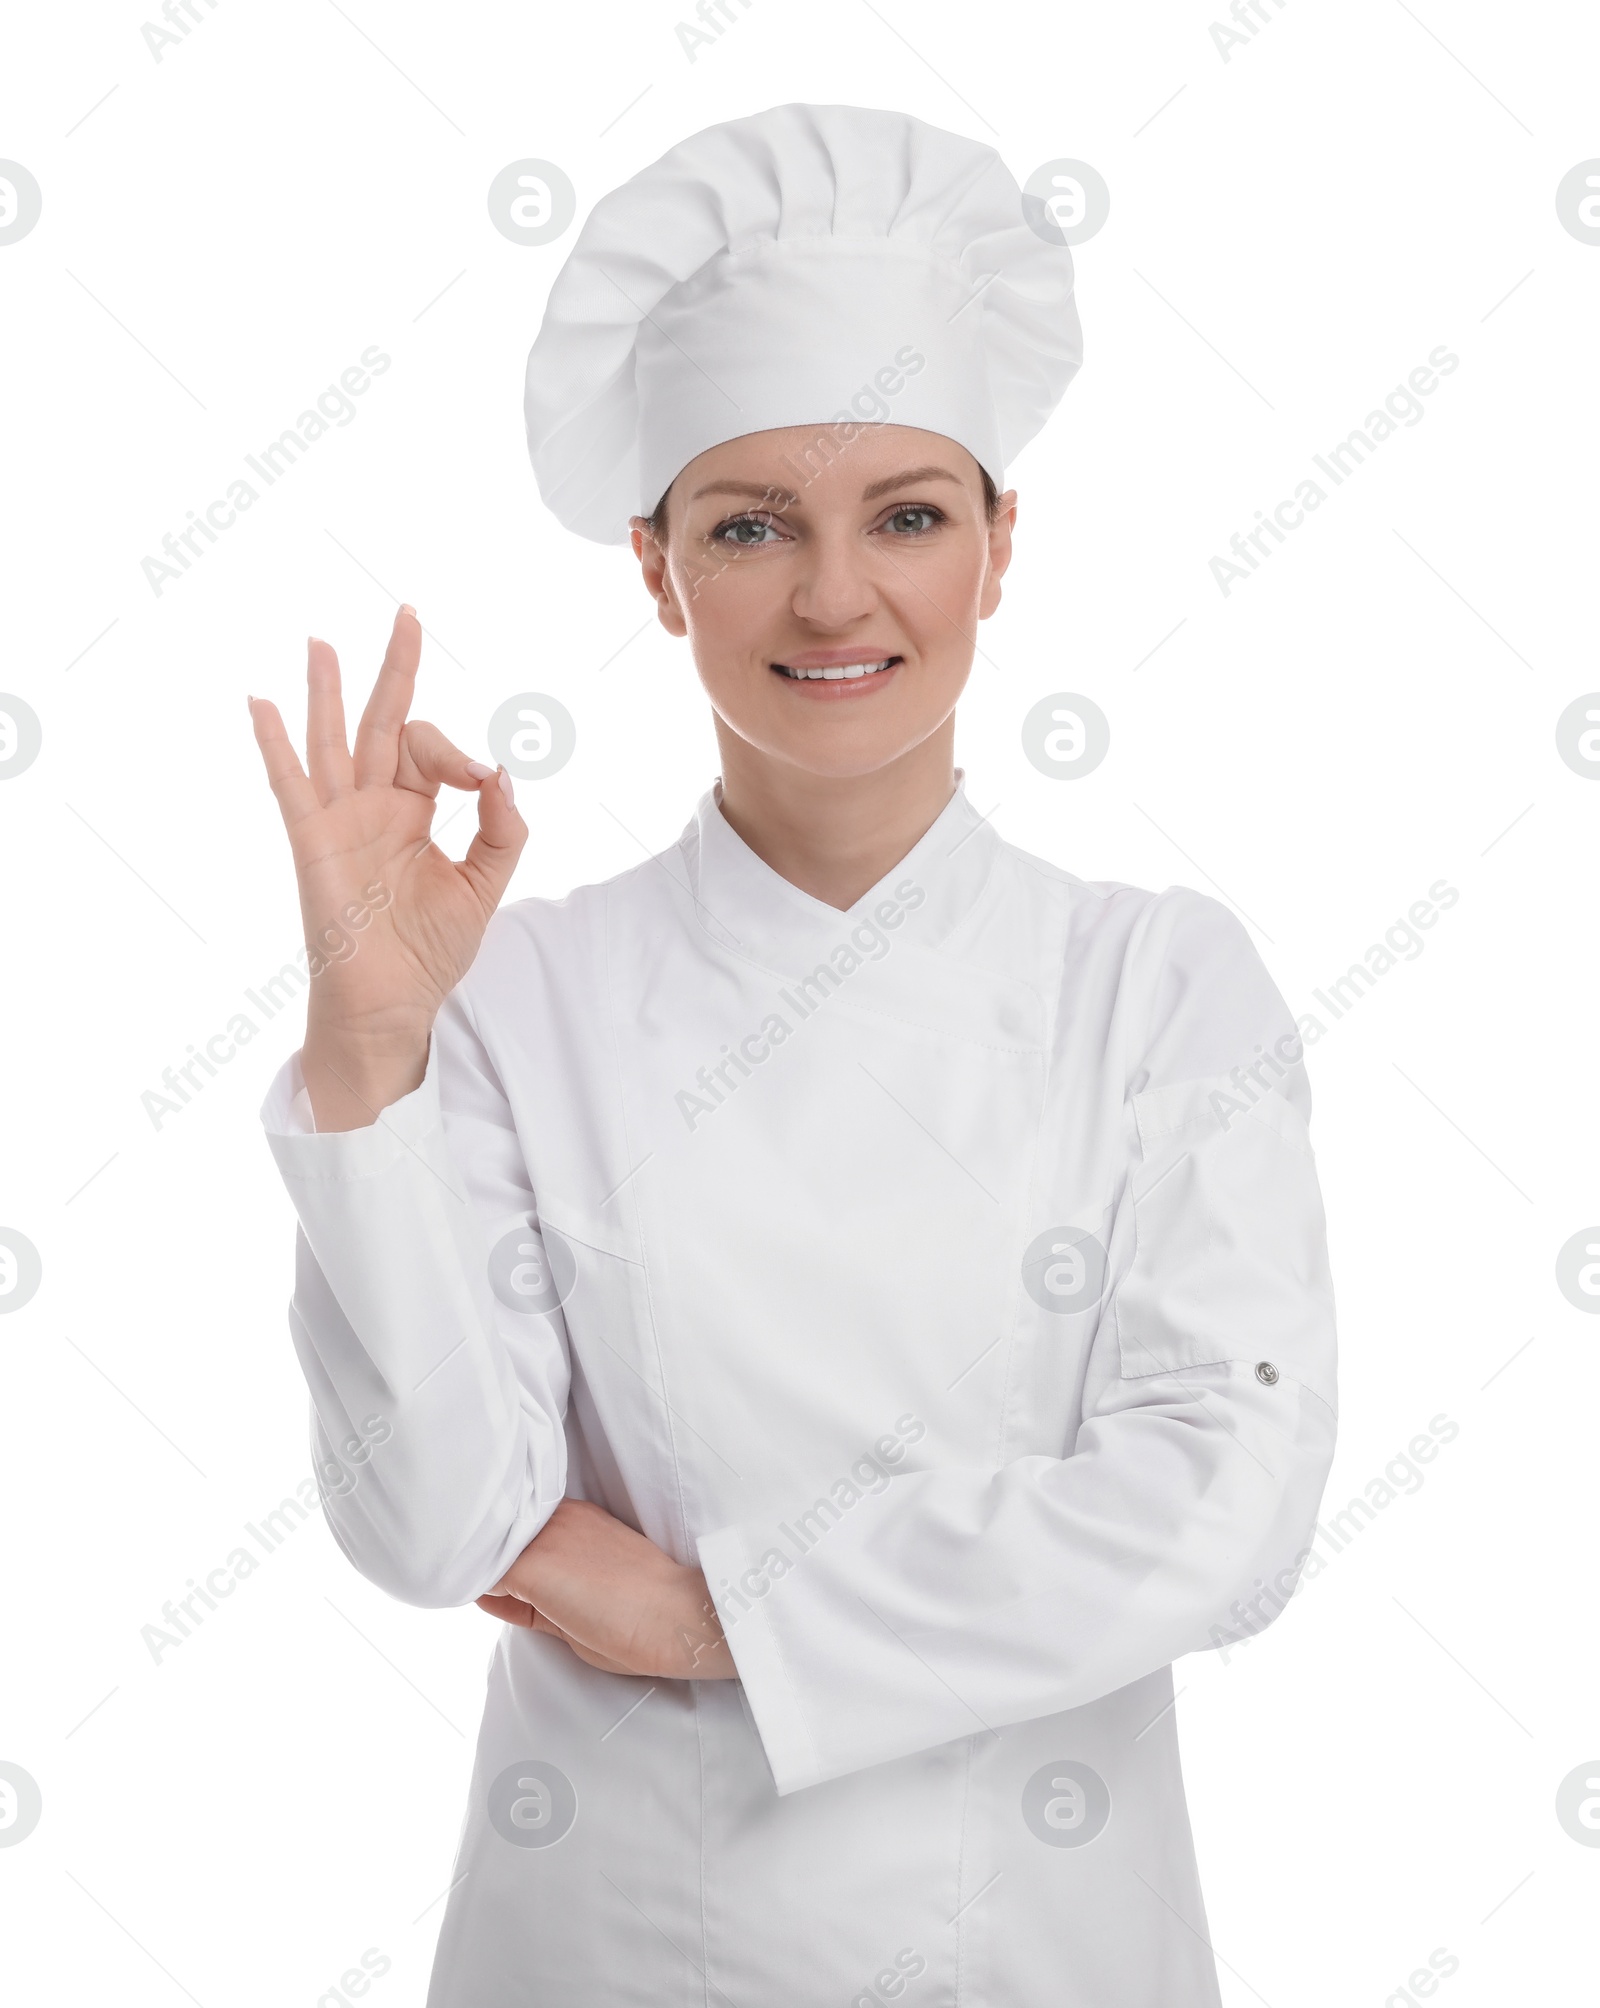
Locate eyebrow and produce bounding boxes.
[859,464,962,501]
[687,465,963,507]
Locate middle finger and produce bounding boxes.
[305,638,355,803]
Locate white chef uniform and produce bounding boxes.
[261,779,1337,2005]
[261,102,1337,2006]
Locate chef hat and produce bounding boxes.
[524,102,1082,544]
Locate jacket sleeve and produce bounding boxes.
[259,984,571,1608]
[695,888,1338,1795]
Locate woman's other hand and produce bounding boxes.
[476,1499,737,1681]
[249,608,526,1130]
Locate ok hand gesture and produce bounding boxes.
[249,608,525,1129]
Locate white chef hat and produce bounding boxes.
[523,102,1083,544]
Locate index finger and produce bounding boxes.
[352,605,422,788]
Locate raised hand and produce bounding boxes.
[249,607,526,1130]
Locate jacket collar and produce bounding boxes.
[675,769,1001,973]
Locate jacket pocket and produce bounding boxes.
[1113,1075,1337,1412]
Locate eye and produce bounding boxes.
[711,512,786,547]
[879,504,944,536]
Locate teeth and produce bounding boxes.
[778,658,895,680]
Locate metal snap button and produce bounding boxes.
[1255,1360,1279,1385]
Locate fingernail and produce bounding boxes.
[466,759,495,780]
[399,603,416,618]
[246,694,255,712]
[498,766,515,809]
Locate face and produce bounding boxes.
[629,423,1016,781]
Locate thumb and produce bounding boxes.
[458,765,527,916]
[476,1593,535,1627]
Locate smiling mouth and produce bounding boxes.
[771,655,902,681]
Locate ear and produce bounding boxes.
[629,518,689,638]
[977,490,1017,620]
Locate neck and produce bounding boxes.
[712,717,958,911]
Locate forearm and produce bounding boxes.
[698,1368,1335,1792]
[264,1037,572,1605]
[289,1231,565,1606]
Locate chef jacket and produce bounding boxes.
[261,775,1338,2007]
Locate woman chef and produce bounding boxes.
[250,102,1337,2008]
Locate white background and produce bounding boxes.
[2,1,1597,2002]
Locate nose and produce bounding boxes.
[787,526,880,630]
